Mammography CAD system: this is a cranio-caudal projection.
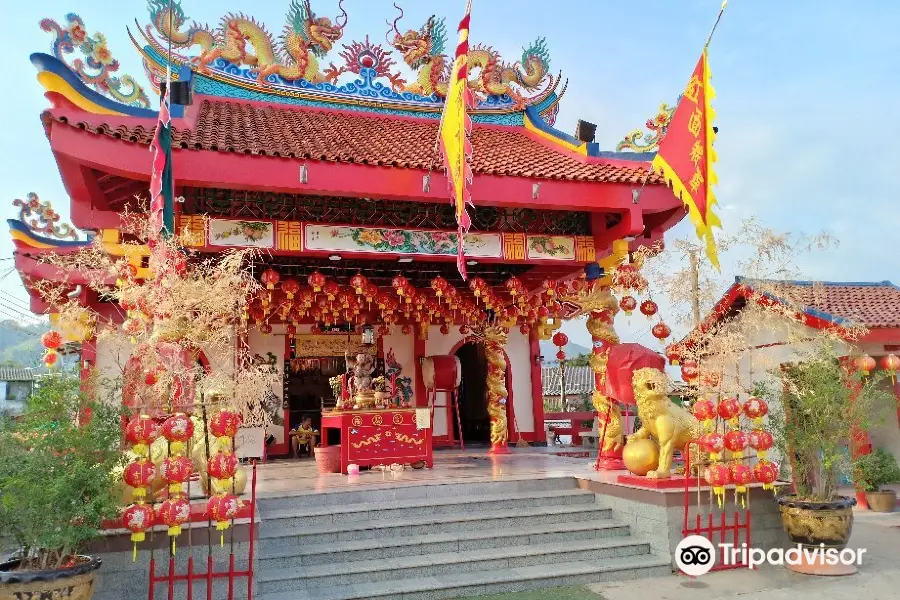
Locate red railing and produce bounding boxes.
[682,440,751,572]
[147,461,257,600]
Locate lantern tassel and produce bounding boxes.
[133,543,137,563]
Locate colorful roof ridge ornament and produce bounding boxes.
[616,101,677,152]
[438,0,474,280]
[40,13,150,108]
[12,192,79,240]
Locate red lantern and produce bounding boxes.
[161,414,194,456]
[705,462,731,507]
[43,350,59,368]
[881,354,900,380]
[350,273,368,295]
[700,432,725,460]
[730,463,753,506]
[161,456,193,494]
[286,323,297,337]
[364,283,378,303]
[665,344,681,366]
[552,332,569,348]
[281,278,300,299]
[856,354,876,376]
[125,415,159,456]
[124,460,157,499]
[639,300,658,318]
[208,451,239,483]
[207,493,241,538]
[438,323,450,335]
[753,459,778,492]
[401,324,411,335]
[459,325,470,335]
[41,330,62,350]
[556,350,566,361]
[680,360,699,383]
[392,274,409,296]
[504,276,523,297]
[542,279,557,297]
[469,277,488,298]
[122,503,155,544]
[157,497,191,537]
[308,271,326,292]
[260,268,280,290]
[210,410,241,443]
[323,281,339,301]
[742,396,769,425]
[519,324,531,335]
[748,429,774,457]
[430,276,449,298]
[651,322,671,342]
[724,430,748,454]
[691,399,716,429]
[619,295,637,315]
[260,323,273,335]
[716,398,742,425]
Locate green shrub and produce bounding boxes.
[853,448,900,492]
[0,370,125,572]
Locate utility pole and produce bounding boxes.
[689,249,701,328]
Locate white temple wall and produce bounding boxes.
[247,325,286,444]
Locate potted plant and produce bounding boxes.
[0,370,125,599]
[770,346,894,550]
[853,448,900,512]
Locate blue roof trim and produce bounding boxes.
[8,219,94,248]
[733,276,851,325]
[736,276,896,288]
[31,53,158,118]
[31,53,186,119]
[524,106,656,160]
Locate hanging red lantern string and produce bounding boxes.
[161,455,193,495]
[753,459,778,492]
[706,462,731,508]
[716,397,742,429]
[122,503,155,562]
[665,344,681,366]
[430,276,449,299]
[730,463,753,508]
[742,396,769,426]
[392,274,409,297]
[161,413,194,457]
[42,330,63,367]
[748,429,774,459]
[504,276,523,298]
[350,273,368,295]
[691,398,716,431]
[619,296,637,315]
[680,359,699,384]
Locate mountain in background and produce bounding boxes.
[0,320,46,367]
[539,340,590,362]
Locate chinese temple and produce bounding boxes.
[10,1,687,460]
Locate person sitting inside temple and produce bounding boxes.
[290,417,319,458]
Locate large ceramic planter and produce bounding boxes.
[0,556,101,600]
[314,445,341,474]
[776,495,855,549]
[865,490,897,512]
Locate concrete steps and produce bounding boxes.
[256,477,668,599]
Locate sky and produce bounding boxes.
[1,0,898,347]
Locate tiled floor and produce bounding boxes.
[250,447,623,498]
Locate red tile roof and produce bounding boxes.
[42,99,662,184]
[758,280,900,328]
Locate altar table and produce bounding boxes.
[320,409,433,474]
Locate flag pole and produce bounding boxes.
[631,0,727,205]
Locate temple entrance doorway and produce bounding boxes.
[454,342,490,444]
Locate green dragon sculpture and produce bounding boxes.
[388,4,550,107]
[147,0,347,85]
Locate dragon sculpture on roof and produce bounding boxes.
[147,0,347,84]
[387,4,551,107]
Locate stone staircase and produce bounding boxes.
[255,477,670,600]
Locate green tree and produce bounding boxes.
[0,370,125,571]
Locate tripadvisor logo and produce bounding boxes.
[675,535,867,576]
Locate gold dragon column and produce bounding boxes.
[585,277,625,470]
[484,326,511,454]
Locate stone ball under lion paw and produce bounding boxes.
[622,438,660,477]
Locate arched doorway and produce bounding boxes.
[454,342,490,444]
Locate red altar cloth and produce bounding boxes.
[320,409,433,474]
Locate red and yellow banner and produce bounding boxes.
[439,0,474,280]
[652,49,720,267]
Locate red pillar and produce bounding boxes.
[530,332,546,444]
[842,356,872,509]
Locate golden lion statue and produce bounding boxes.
[627,367,700,478]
